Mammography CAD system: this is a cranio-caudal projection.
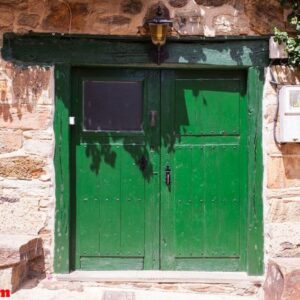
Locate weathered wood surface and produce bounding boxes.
[247,67,264,275]
[53,64,71,273]
[2,33,269,67]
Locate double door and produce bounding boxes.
[71,68,247,271]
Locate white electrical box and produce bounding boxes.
[279,86,300,143]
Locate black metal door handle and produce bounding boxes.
[165,165,171,186]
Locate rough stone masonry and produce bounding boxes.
[0,0,299,298]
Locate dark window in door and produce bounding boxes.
[83,80,143,131]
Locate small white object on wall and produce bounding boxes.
[69,116,75,125]
[269,37,288,59]
[279,86,300,143]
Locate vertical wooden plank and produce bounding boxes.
[204,145,218,257]
[160,70,176,270]
[144,70,160,269]
[54,64,71,273]
[191,146,205,257]
[174,147,191,257]
[217,145,241,258]
[76,145,101,256]
[120,148,145,257]
[238,75,248,271]
[99,146,121,256]
[247,67,264,275]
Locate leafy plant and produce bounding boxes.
[274,0,300,66]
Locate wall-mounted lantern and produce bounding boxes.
[145,4,172,64]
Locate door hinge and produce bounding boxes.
[69,116,75,125]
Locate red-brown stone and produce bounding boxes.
[244,0,284,34]
[0,157,44,179]
[195,0,229,6]
[0,0,24,4]
[69,2,89,31]
[121,0,143,15]
[264,259,300,300]
[17,13,39,28]
[169,0,189,8]
[42,0,70,31]
[0,6,14,27]
[97,15,130,26]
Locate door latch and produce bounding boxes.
[150,110,157,128]
[165,165,171,186]
[139,156,148,171]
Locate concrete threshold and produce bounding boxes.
[56,271,264,284]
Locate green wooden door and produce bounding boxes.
[72,68,248,271]
[161,70,247,271]
[72,68,160,270]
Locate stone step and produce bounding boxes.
[0,234,43,292]
[264,258,300,300]
[14,278,260,300]
[57,271,263,296]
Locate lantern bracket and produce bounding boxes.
[145,4,173,64]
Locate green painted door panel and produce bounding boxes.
[161,70,247,271]
[173,143,240,258]
[175,79,241,135]
[72,68,160,270]
[72,68,248,271]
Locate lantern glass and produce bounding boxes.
[149,23,169,47]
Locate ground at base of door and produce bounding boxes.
[12,278,260,300]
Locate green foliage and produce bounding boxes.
[274,0,300,66]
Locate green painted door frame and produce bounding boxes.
[2,33,268,275]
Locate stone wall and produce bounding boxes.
[263,66,300,264]
[0,0,289,43]
[0,58,54,272]
[0,0,299,279]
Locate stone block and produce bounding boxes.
[0,105,52,130]
[0,0,24,6]
[0,6,14,27]
[195,0,232,6]
[267,188,300,200]
[0,156,45,179]
[267,156,300,189]
[23,128,53,140]
[69,2,89,32]
[270,65,300,85]
[264,258,300,300]
[213,14,250,35]
[245,0,284,35]
[266,223,300,257]
[42,0,70,31]
[23,138,53,157]
[17,13,40,28]
[1,178,52,198]
[268,198,300,223]
[0,235,43,267]
[0,129,23,154]
[0,198,48,235]
[97,15,131,26]
[121,0,143,14]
